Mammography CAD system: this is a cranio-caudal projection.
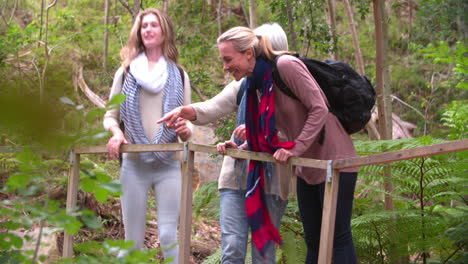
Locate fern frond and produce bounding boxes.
[202,247,222,264]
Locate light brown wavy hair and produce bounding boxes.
[120,8,178,70]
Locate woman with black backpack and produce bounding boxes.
[213,26,359,264]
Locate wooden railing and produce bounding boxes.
[3,139,467,263]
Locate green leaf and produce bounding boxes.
[455,81,468,90]
[94,187,109,202]
[74,241,102,254]
[81,210,102,229]
[0,233,23,250]
[62,217,83,235]
[80,177,95,192]
[94,170,111,182]
[106,94,126,107]
[0,221,22,231]
[6,173,32,189]
[100,181,122,194]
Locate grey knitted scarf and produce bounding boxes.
[120,60,184,165]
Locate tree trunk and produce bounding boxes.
[373,0,394,209]
[373,0,393,142]
[285,0,297,52]
[344,0,380,142]
[239,0,250,26]
[374,1,399,262]
[217,0,223,36]
[8,0,18,24]
[74,64,107,108]
[163,0,169,13]
[118,0,138,20]
[408,0,412,40]
[40,0,58,104]
[39,0,45,44]
[103,0,110,74]
[133,0,140,18]
[248,0,257,28]
[326,0,338,60]
[344,0,365,75]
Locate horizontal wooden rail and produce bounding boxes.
[333,139,468,169]
[71,143,329,169]
[2,138,467,264]
[189,143,329,169]
[73,143,184,154]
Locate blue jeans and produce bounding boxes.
[219,189,287,264]
[297,172,358,264]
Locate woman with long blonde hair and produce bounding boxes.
[103,8,192,263]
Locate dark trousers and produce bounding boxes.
[297,172,358,264]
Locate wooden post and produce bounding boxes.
[63,151,80,258]
[178,143,195,263]
[318,164,340,264]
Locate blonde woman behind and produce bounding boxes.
[159,23,292,264]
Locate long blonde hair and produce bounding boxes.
[217,26,290,61]
[120,8,178,70]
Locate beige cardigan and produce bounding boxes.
[103,66,192,160]
[191,80,294,200]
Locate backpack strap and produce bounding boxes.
[272,55,300,101]
[272,55,326,145]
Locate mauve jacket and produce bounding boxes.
[273,55,358,185]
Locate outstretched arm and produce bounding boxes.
[157,105,197,128]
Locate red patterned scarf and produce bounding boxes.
[245,58,295,256]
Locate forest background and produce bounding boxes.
[0,0,466,263]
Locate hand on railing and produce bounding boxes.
[273,148,294,166]
[216,140,238,154]
[106,126,128,160]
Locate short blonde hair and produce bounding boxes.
[217,26,289,61]
[120,9,178,70]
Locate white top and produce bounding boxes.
[103,66,192,159]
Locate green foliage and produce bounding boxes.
[79,159,122,203]
[201,247,222,264]
[277,199,306,263]
[441,101,468,140]
[412,0,465,43]
[192,181,220,219]
[269,0,333,55]
[418,41,468,139]
[1,1,467,263]
[353,136,468,263]
[63,239,165,264]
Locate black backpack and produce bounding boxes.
[272,55,376,134]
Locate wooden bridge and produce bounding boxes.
[54,138,468,263]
